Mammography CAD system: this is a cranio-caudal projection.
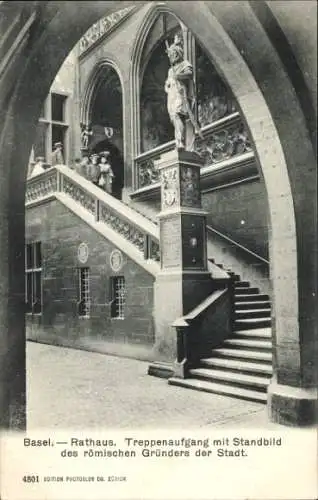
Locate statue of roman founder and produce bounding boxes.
[164,34,201,151]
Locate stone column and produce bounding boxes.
[267,231,318,426]
[149,150,212,378]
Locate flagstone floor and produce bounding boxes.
[26,341,281,429]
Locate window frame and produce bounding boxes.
[36,90,70,164]
[110,276,126,320]
[25,242,43,316]
[77,267,91,318]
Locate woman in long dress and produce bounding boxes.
[88,153,100,185]
[98,151,114,194]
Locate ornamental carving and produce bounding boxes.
[138,158,160,188]
[79,7,135,55]
[25,168,161,264]
[99,203,145,253]
[136,116,253,189]
[161,167,179,210]
[25,172,57,203]
[62,179,95,215]
[194,121,252,166]
[180,167,201,208]
[78,242,89,264]
[110,249,124,272]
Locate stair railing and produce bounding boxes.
[172,287,232,379]
[26,165,160,262]
[207,225,269,265]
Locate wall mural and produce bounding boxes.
[140,39,175,153]
[196,43,237,127]
[140,31,238,154]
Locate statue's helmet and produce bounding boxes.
[166,33,183,60]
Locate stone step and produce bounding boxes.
[232,275,241,281]
[200,357,273,375]
[235,294,270,302]
[189,368,270,390]
[235,301,271,310]
[223,338,272,350]
[235,309,272,319]
[234,281,250,287]
[235,317,271,329]
[211,348,272,362]
[168,377,267,403]
[234,328,272,339]
[235,287,259,295]
[227,272,241,280]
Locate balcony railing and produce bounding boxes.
[25,168,57,203]
[26,165,160,263]
[135,112,253,190]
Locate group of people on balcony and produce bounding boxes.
[74,151,114,194]
[28,142,115,196]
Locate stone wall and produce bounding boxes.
[78,4,152,196]
[130,176,269,264]
[202,178,269,259]
[26,199,155,360]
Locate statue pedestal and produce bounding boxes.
[80,147,89,158]
[149,150,212,377]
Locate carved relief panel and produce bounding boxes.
[161,166,179,210]
[180,166,201,208]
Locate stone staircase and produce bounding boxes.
[26,167,272,403]
[169,265,272,403]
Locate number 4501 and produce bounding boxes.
[23,476,39,483]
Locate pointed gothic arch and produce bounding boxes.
[80,59,125,197]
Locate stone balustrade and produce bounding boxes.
[62,176,96,215]
[26,165,160,262]
[135,112,253,190]
[25,168,57,203]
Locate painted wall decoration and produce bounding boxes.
[196,43,237,127]
[77,242,89,263]
[140,39,175,153]
[79,7,135,55]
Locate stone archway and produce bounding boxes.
[0,1,316,428]
[80,61,125,199]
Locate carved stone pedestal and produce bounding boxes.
[149,150,213,377]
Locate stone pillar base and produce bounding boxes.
[153,271,212,362]
[148,362,174,379]
[268,381,318,426]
